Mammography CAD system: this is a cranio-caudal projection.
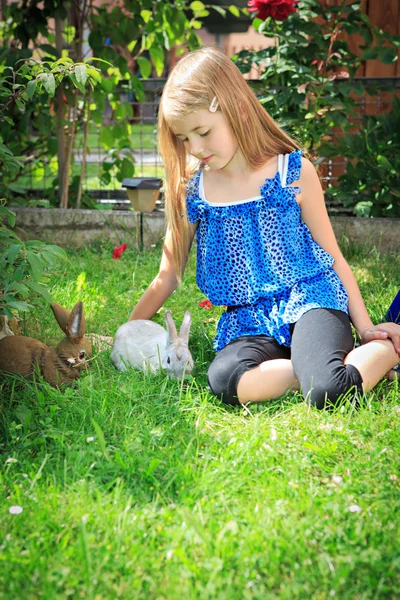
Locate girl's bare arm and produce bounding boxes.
[129,223,197,321]
[297,158,400,353]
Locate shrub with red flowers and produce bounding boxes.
[236,0,400,216]
[248,0,298,22]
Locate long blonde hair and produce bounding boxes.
[158,46,301,277]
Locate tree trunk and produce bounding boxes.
[76,87,92,209]
[55,15,66,208]
[60,89,79,209]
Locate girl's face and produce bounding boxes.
[169,109,242,171]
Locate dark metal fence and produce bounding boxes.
[25,77,400,213]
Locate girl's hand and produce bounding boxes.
[359,323,400,355]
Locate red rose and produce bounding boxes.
[112,243,127,259]
[248,0,298,21]
[198,299,213,309]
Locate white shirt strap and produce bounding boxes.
[278,154,289,188]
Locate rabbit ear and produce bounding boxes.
[66,301,86,343]
[51,303,71,333]
[51,302,85,343]
[179,311,192,344]
[165,311,178,343]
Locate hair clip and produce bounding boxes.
[209,96,218,113]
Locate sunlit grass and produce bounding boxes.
[1,242,399,599]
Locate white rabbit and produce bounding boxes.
[111,311,194,379]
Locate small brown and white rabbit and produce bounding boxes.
[111,311,194,379]
[0,301,92,387]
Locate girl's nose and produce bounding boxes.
[188,139,204,157]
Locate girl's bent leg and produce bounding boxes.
[344,339,399,392]
[291,309,363,409]
[207,335,297,405]
[237,359,300,403]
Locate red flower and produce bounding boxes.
[112,243,127,259]
[198,299,213,310]
[248,0,298,21]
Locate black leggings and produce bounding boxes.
[207,309,363,409]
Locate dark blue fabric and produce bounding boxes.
[186,150,349,351]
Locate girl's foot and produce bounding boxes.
[386,366,400,381]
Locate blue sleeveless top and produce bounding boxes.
[186,150,349,352]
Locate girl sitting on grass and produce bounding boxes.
[129,47,400,408]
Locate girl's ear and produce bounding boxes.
[66,302,86,343]
[165,311,178,343]
[179,312,192,344]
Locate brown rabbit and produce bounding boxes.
[0,301,92,387]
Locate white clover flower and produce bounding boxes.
[332,475,343,485]
[349,504,361,513]
[9,506,23,515]
[86,436,95,443]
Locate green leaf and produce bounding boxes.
[6,300,30,312]
[140,9,152,23]
[137,57,152,79]
[377,155,394,171]
[127,40,137,53]
[190,1,205,12]
[68,72,86,94]
[11,282,30,297]
[100,127,115,149]
[213,6,226,17]
[130,76,144,103]
[15,98,25,112]
[377,46,397,64]
[149,46,165,78]
[228,5,240,17]
[26,281,53,302]
[42,245,67,260]
[75,64,88,87]
[42,72,56,97]
[120,157,135,179]
[27,79,37,100]
[6,244,21,265]
[0,205,16,227]
[84,57,113,67]
[12,264,25,282]
[26,252,44,281]
[360,48,378,60]
[86,66,102,84]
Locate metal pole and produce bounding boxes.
[140,212,144,250]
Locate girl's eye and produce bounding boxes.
[200,131,210,137]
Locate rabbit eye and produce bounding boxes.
[79,350,86,361]
[167,356,171,364]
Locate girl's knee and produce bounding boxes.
[207,359,243,406]
[303,364,363,410]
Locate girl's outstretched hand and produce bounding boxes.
[360,323,400,355]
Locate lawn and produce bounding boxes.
[1,241,399,599]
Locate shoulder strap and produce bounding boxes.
[278,154,289,188]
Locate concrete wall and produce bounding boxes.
[11,208,166,249]
[10,208,400,254]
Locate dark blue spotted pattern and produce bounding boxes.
[186,149,349,352]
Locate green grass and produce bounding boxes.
[1,242,399,599]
